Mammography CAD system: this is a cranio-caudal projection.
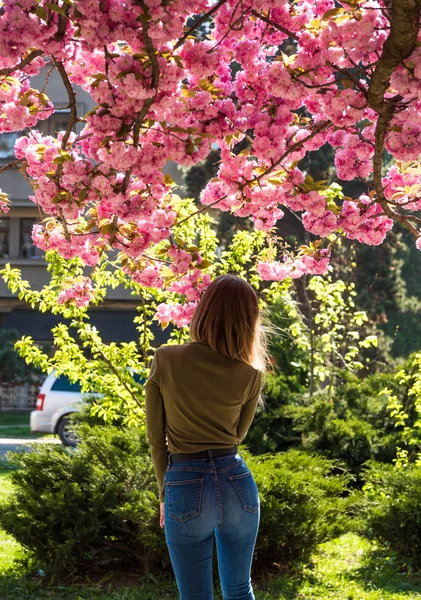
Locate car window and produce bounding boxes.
[50,372,144,393]
[51,375,82,393]
[132,372,146,385]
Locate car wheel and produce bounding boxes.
[57,416,79,447]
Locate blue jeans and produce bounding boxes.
[163,450,260,600]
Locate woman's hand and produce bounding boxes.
[160,502,165,528]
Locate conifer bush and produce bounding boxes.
[362,462,421,567]
[0,424,171,577]
[244,448,356,570]
[0,427,356,578]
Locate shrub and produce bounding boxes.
[361,461,421,567]
[0,425,356,579]
[0,424,171,578]
[243,448,357,570]
[251,370,404,470]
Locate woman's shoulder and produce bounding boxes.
[156,342,260,374]
[155,341,207,357]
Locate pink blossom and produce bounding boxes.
[339,195,394,245]
[0,0,412,312]
[302,210,338,237]
[155,301,197,327]
[132,265,164,288]
[57,277,94,308]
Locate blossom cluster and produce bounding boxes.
[0,0,420,318]
[57,277,95,308]
[258,249,331,282]
[0,190,10,214]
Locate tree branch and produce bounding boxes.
[368,0,421,238]
[176,120,331,226]
[50,61,78,242]
[53,60,78,149]
[121,1,160,194]
[368,0,421,113]
[173,0,228,50]
[251,10,299,41]
[0,50,43,77]
[96,351,143,409]
[326,61,368,96]
[0,159,23,174]
[241,119,331,189]
[139,1,160,88]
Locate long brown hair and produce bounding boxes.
[190,274,268,375]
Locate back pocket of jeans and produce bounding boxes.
[228,470,259,513]
[167,478,204,523]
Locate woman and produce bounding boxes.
[145,273,266,600]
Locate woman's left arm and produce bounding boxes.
[145,349,168,511]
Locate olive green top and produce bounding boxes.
[145,341,263,501]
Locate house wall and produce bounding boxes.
[0,67,139,334]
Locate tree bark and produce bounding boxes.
[368,0,421,113]
[368,0,421,238]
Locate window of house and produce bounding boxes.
[37,108,73,137]
[38,104,85,137]
[0,132,24,161]
[19,218,44,259]
[0,218,9,258]
[0,111,72,162]
[0,104,84,161]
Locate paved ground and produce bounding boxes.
[0,437,61,458]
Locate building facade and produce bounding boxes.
[0,67,181,345]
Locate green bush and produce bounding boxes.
[244,448,357,570]
[362,461,421,567]
[251,370,405,470]
[0,424,171,578]
[0,424,356,579]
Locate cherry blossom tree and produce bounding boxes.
[1,0,421,326]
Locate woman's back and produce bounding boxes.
[149,341,261,454]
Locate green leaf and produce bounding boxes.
[46,3,68,16]
[35,6,48,21]
[116,123,132,138]
[78,188,88,202]
[322,7,344,19]
[197,259,212,269]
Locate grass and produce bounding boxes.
[0,413,31,427]
[0,471,420,600]
[0,412,53,439]
[258,534,421,599]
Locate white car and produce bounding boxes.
[30,372,86,446]
[30,370,145,446]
